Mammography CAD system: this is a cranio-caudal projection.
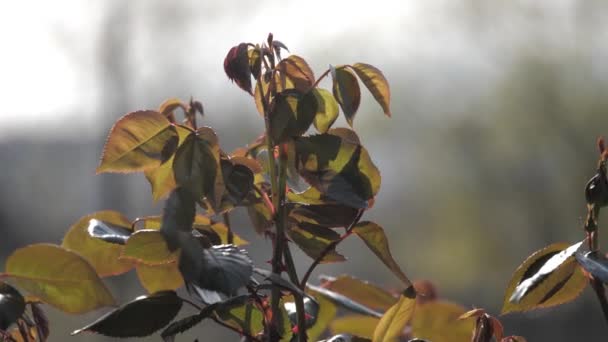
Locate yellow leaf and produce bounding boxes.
[330,314,379,339]
[144,124,192,201]
[373,287,416,342]
[276,55,315,92]
[97,110,178,173]
[62,211,134,277]
[312,88,339,134]
[351,63,391,117]
[135,263,184,293]
[502,242,588,314]
[352,222,412,287]
[5,244,116,314]
[411,301,475,342]
[121,230,178,265]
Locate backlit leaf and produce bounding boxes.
[173,128,221,203]
[0,282,25,330]
[158,98,187,119]
[295,131,381,208]
[306,288,338,341]
[351,63,391,117]
[214,296,265,337]
[276,55,315,92]
[62,211,134,277]
[145,124,192,201]
[312,88,340,133]
[287,222,345,263]
[224,43,253,94]
[330,315,379,339]
[319,275,396,312]
[411,301,475,342]
[352,221,412,287]
[576,251,608,284]
[96,110,178,173]
[373,287,416,342]
[122,230,178,265]
[72,291,182,337]
[502,241,587,314]
[269,90,317,144]
[4,244,115,314]
[307,284,382,318]
[135,263,184,293]
[332,67,361,127]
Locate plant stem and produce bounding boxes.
[277,144,307,342]
[586,180,608,325]
[223,212,234,245]
[300,209,364,288]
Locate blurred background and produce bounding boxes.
[2,0,608,340]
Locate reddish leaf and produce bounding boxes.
[224,43,253,95]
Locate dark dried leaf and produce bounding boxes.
[71,291,182,338]
[160,187,196,251]
[269,90,318,144]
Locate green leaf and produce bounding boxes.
[62,211,134,277]
[502,241,587,314]
[96,110,178,173]
[295,131,381,208]
[4,244,116,314]
[411,301,475,342]
[306,288,338,341]
[332,66,361,127]
[330,315,379,339]
[289,204,359,229]
[352,221,412,287]
[350,63,391,117]
[145,124,193,201]
[135,263,184,294]
[121,230,178,265]
[159,187,196,251]
[269,90,318,144]
[372,287,416,342]
[307,284,382,318]
[276,55,315,92]
[172,128,221,202]
[287,222,345,263]
[214,296,265,336]
[319,275,397,312]
[72,291,182,337]
[312,88,340,133]
[0,282,26,330]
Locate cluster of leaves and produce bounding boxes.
[501,138,608,322]
[0,33,531,342]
